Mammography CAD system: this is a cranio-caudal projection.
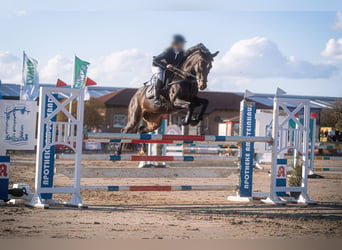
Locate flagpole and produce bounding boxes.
[20,51,25,101]
[69,55,90,136]
[67,55,76,137]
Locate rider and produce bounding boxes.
[152,34,186,106]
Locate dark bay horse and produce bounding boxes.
[118,44,218,154]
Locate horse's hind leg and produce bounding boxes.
[137,113,163,155]
[139,113,163,134]
[122,98,142,134]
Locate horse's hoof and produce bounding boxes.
[189,118,200,127]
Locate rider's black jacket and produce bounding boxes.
[152,47,185,69]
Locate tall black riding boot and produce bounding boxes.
[153,79,163,107]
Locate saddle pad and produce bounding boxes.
[145,85,154,99]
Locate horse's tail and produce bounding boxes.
[118,88,144,154]
[121,87,145,134]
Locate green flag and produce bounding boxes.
[21,51,39,100]
[73,56,90,89]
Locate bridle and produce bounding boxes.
[168,53,212,85]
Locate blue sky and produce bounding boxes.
[1,0,342,96]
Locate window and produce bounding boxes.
[233,123,240,136]
[113,114,127,128]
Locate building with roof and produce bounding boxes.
[98,88,269,135]
[0,83,119,100]
[1,83,340,136]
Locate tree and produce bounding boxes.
[320,100,342,129]
[84,97,105,131]
[56,97,105,131]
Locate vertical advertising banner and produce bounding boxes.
[0,100,38,154]
[0,156,10,201]
[40,95,57,199]
[275,159,287,196]
[239,101,256,197]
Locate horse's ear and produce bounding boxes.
[211,51,219,58]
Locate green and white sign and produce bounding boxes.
[21,52,39,100]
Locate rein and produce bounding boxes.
[152,50,212,87]
[169,66,196,79]
[166,67,197,87]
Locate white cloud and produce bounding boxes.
[321,38,342,59]
[0,51,21,82]
[333,11,342,30]
[0,38,338,91]
[212,37,337,79]
[14,10,28,17]
[0,50,152,86]
[88,49,151,86]
[40,55,73,83]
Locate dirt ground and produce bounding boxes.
[1,154,341,239]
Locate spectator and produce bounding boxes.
[324,130,329,138]
[319,131,325,142]
[336,129,340,142]
[329,128,335,141]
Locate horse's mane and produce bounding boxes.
[184,43,212,58]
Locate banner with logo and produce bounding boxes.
[21,52,39,101]
[239,101,256,197]
[73,56,90,89]
[0,100,38,154]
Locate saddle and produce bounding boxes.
[145,85,169,100]
[145,85,155,99]
[145,77,170,100]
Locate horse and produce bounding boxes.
[118,44,219,154]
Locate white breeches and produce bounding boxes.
[152,66,164,80]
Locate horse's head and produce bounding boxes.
[185,44,219,90]
[195,50,219,90]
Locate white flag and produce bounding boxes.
[21,51,39,101]
[84,87,90,101]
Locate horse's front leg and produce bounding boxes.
[196,97,208,121]
[182,102,195,126]
[189,97,208,126]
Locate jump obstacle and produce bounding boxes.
[86,134,272,143]
[0,87,319,208]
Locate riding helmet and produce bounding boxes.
[172,34,187,44]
